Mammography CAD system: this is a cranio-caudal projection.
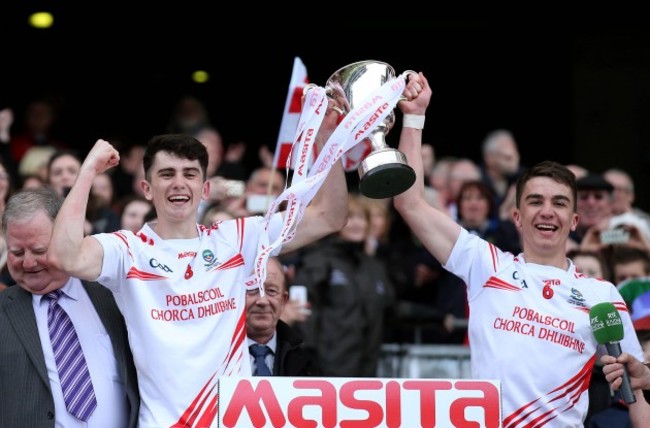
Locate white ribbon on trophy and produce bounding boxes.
[251,66,411,294]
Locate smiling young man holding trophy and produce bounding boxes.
[394,72,650,427]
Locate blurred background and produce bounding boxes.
[2,6,650,206]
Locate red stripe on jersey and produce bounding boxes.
[172,373,218,428]
[614,302,629,313]
[237,218,245,253]
[488,243,498,272]
[504,354,595,427]
[214,254,244,271]
[484,276,520,291]
[126,266,167,280]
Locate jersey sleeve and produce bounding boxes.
[93,231,130,292]
[444,228,509,298]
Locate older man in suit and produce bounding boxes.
[0,187,139,427]
[246,256,322,376]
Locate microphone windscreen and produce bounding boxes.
[590,302,624,344]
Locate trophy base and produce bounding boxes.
[358,149,416,199]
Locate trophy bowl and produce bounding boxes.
[326,60,416,199]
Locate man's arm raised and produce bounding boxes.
[393,72,460,266]
[48,139,120,280]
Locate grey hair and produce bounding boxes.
[2,187,63,236]
[482,129,515,154]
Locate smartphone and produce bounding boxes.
[600,228,630,245]
[289,285,308,305]
[246,194,274,214]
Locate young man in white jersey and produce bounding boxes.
[394,72,650,427]
[45,97,351,427]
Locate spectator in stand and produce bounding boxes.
[193,127,248,182]
[222,166,286,218]
[445,158,481,221]
[117,195,154,233]
[0,108,21,185]
[246,256,322,376]
[566,164,588,180]
[0,156,15,216]
[567,249,611,280]
[421,142,436,183]
[569,173,614,246]
[91,172,115,211]
[604,167,650,239]
[610,246,650,286]
[199,201,235,227]
[166,95,212,136]
[0,187,140,426]
[110,143,145,202]
[428,156,457,208]
[456,180,521,254]
[47,150,120,234]
[3,98,68,165]
[361,196,391,257]
[20,174,45,190]
[479,129,524,219]
[0,157,14,290]
[292,193,395,377]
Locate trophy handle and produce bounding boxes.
[399,70,419,102]
[302,83,319,96]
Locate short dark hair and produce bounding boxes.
[611,246,650,274]
[515,161,577,211]
[142,134,209,181]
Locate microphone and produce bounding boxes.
[590,302,636,404]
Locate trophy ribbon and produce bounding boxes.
[251,73,407,295]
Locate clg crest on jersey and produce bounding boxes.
[203,249,219,269]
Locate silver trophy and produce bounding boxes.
[326,60,416,199]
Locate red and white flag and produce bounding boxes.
[273,57,310,169]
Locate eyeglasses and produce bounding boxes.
[246,287,282,298]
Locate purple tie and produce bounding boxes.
[46,290,97,421]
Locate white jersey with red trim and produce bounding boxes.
[93,216,282,428]
[445,228,643,428]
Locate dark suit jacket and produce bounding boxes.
[0,282,139,428]
[273,320,323,376]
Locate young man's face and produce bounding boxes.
[141,152,208,222]
[514,176,578,257]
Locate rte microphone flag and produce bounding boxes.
[590,302,637,404]
[273,57,309,169]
